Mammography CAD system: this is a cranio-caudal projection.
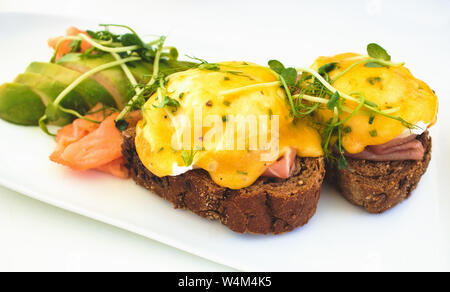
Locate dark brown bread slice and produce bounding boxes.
[122,128,325,234]
[326,132,432,213]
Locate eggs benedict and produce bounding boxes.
[135,62,323,189]
[311,52,438,157]
[124,61,326,234]
[308,47,438,213]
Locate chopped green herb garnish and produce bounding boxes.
[369,115,375,124]
[223,100,231,107]
[369,129,378,137]
[237,171,248,175]
[181,149,199,166]
[367,77,383,85]
[343,126,352,134]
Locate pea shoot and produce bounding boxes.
[264,43,418,169]
[39,24,196,135]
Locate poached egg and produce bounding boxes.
[135,62,323,189]
[311,53,438,154]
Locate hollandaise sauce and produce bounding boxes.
[135,62,323,189]
[310,53,438,154]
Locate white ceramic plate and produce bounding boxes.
[0,11,449,271]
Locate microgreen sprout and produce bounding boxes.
[41,24,191,135]
[263,44,418,169]
[115,36,168,128]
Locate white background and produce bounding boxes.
[0,0,448,272]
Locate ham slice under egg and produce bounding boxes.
[263,148,297,179]
[263,134,425,180]
[345,134,425,161]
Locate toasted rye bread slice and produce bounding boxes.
[122,128,325,234]
[326,131,432,213]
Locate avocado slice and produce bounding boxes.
[57,54,152,108]
[15,72,90,114]
[57,55,197,107]
[0,83,46,126]
[26,62,117,108]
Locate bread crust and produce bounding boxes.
[122,128,325,234]
[327,132,432,213]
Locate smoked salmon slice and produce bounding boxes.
[48,27,92,61]
[50,104,141,178]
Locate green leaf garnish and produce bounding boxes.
[120,33,144,47]
[318,62,338,75]
[153,96,181,110]
[338,155,348,170]
[367,43,391,61]
[369,129,378,137]
[281,68,298,87]
[326,92,341,110]
[268,60,285,74]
